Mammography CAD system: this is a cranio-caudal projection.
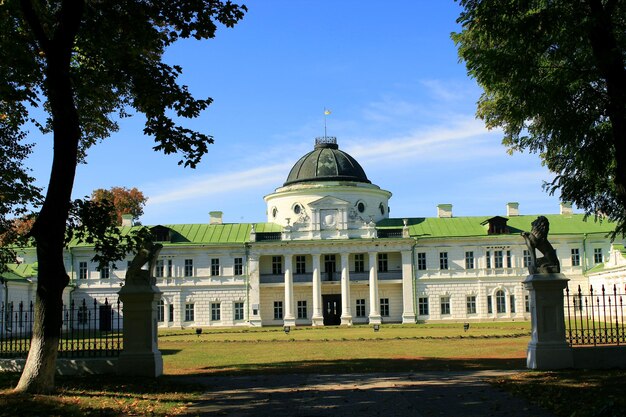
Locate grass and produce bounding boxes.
[2,322,625,416]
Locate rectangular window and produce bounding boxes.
[211,258,220,276]
[486,250,491,268]
[234,257,243,276]
[418,297,429,316]
[169,304,174,322]
[297,300,307,319]
[496,291,506,313]
[380,298,390,317]
[594,248,603,264]
[571,248,580,267]
[295,255,306,274]
[354,254,364,273]
[272,256,283,275]
[525,294,530,312]
[440,296,451,315]
[510,295,516,313]
[417,252,427,270]
[211,302,221,321]
[184,259,193,277]
[167,259,173,277]
[356,299,366,317]
[494,250,503,268]
[506,250,512,268]
[465,251,474,270]
[273,301,283,320]
[185,303,195,322]
[234,302,244,320]
[466,295,476,314]
[157,300,164,322]
[523,250,531,267]
[100,265,110,279]
[155,259,164,278]
[378,253,388,272]
[439,252,448,270]
[78,261,88,280]
[487,295,493,314]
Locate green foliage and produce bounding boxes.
[453,0,626,237]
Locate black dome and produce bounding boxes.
[284,137,370,186]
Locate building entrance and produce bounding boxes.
[322,294,341,325]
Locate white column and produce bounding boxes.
[248,254,262,326]
[311,253,324,326]
[401,250,416,323]
[283,254,296,326]
[340,252,352,325]
[164,298,170,324]
[368,252,381,324]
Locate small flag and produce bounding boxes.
[324,109,331,115]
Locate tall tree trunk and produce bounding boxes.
[14,0,84,393]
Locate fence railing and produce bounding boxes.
[565,284,626,346]
[0,298,123,358]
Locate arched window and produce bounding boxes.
[495,290,506,313]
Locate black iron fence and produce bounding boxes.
[565,284,626,346]
[0,298,123,358]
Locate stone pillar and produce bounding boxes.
[340,252,352,325]
[524,273,573,369]
[311,253,324,326]
[401,250,416,323]
[118,285,163,377]
[248,254,262,326]
[368,252,381,324]
[283,254,296,327]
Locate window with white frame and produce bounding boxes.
[525,294,530,312]
[297,300,307,319]
[169,304,174,322]
[486,250,491,268]
[465,251,474,269]
[354,254,364,273]
[439,252,448,270]
[185,303,195,321]
[466,295,476,314]
[233,301,243,320]
[78,261,88,280]
[523,250,532,267]
[487,295,493,314]
[211,302,221,321]
[418,297,429,315]
[417,252,427,270]
[155,259,164,278]
[378,253,388,272]
[234,302,244,320]
[100,265,110,279]
[506,250,512,268]
[272,256,283,275]
[380,298,390,316]
[166,259,173,277]
[211,258,220,276]
[234,257,243,276]
[594,248,603,264]
[295,255,306,274]
[571,248,580,267]
[496,290,506,313]
[510,295,516,313]
[184,259,194,277]
[494,250,503,268]
[157,299,165,322]
[273,301,283,319]
[440,296,451,315]
[355,299,366,317]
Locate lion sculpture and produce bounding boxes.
[126,240,163,286]
[521,216,560,275]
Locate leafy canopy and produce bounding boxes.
[453,0,626,237]
[91,186,147,225]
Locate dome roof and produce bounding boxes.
[284,137,370,186]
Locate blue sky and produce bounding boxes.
[28,0,564,225]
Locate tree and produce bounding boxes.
[91,186,147,225]
[0,0,246,393]
[453,0,626,236]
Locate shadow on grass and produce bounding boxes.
[171,356,527,376]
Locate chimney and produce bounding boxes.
[506,202,519,217]
[121,214,133,227]
[209,211,223,225]
[437,204,453,218]
[560,202,573,216]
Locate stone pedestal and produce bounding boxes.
[524,273,573,369]
[117,285,163,377]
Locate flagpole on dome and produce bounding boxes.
[324,108,331,140]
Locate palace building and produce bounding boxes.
[2,137,622,328]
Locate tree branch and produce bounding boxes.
[19,0,51,52]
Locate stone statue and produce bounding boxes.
[125,240,163,286]
[521,216,560,274]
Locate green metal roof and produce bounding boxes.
[0,263,36,281]
[377,214,615,239]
